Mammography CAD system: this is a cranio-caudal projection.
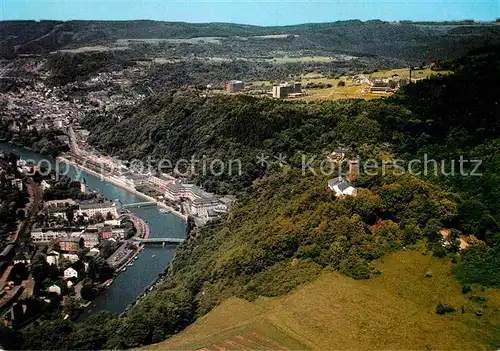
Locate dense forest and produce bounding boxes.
[2,46,500,349]
[0,153,29,244]
[2,20,500,63]
[0,126,70,157]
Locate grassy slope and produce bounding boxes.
[147,249,500,350]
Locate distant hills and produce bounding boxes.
[1,20,500,62]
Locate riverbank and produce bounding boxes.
[57,155,187,221]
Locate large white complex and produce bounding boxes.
[164,182,230,218]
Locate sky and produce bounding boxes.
[1,0,499,25]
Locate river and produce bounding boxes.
[0,143,186,315]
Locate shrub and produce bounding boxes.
[436,302,456,315]
[462,285,472,294]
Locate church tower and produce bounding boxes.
[80,178,86,193]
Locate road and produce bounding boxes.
[11,179,42,243]
[68,125,80,155]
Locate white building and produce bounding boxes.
[10,179,23,191]
[164,182,185,201]
[41,180,52,192]
[46,251,60,266]
[80,232,100,248]
[148,173,173,190]
[111,228,126,240]
[32,230,66,243]
[104,219,121,226]
[13,253,31,265]
[190,198,221,218]
[327,177,357,197]
[63,267,78,280]
[77,201,118,219]
[48,284,62,295]
[61,253,79,263]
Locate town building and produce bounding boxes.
[46,251,59,266]
[31,229,84,243]
[80,232,100,248]
[10,178,23,191]
[12,253,30,264]
[327,177,357,197]
[85,248,100,259]
[111,228,126,240]
[124,174,149,188]
[190,197,221,218]
[104,219,121,226]
[61,253,79,263]
[43,199,77,220]
[226,80,245,93]
[164,182,185,201]
[80,178,86,193]
[77,201,118,219]
[40,180,51,192]
[148,173,173,190]
[63,267,78,280]
[58,237,82,252]
[48,284,62,295]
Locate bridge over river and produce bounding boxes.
[123,201,157,209]
[132,237,185,244]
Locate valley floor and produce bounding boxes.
[146,249,500,350]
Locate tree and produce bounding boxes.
[94,212,104,223]
[62,296,78,315]
[0,325,24,349]
[66,208,74,223]
[436,302,456,315]
[81,284,95,301]
[99,240,118,259]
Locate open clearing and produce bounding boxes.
[146,250,500,350]
[116,37,223,45]
[291,67,452,101]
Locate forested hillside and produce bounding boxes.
[2,20,500,63]
[4,46,500,349]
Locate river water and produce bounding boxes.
[0,143,186,315]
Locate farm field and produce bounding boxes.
[146,249,500,350]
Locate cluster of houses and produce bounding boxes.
[42,198,119,222]
[0,82,85,136]
[31,219,125,251]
